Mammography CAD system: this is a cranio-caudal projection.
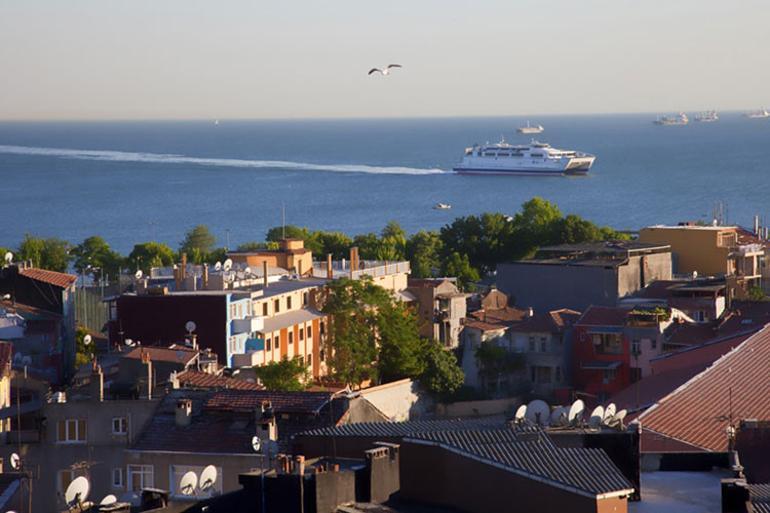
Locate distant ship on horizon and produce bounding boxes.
[453,138,595,176]
[654,113,689,126]
[745,108,770,119]
[694,111,718,123]
[517,121,544,134]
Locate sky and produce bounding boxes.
[1,0,769,120]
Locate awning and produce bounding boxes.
[581,361,622,370]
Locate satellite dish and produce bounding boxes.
[185,321,197,333]
[9,453,20,470]
[514,404,527,422]
[214,261,222,272]
[178,471,198,496]
[251,435,262,453]
[603,403,617,424]
[613,409,628,427]
[244,267,252,276]
[83,334,92,346]
[134,270,143,280]
[65,476,90,508]
[4,251,12,264]
[125,338,135,347]
[100,494,118,506]
[567,399,585,425]
[223,259,233,272]
[199,465,217,492]
[525,400,550,426]
[550,406,568,426]
[589,406,605,428]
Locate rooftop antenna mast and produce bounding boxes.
[282,202,286,239]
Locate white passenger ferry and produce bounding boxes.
[453,139,595,176]
[517,121,544,134]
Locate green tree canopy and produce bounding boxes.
[71,236,123,279]
[419,342,465,396]
[17,234,71,272]
[377,302,426,382]
[441,252,480,292]
[266,225,311,243]
[254,357,309,391]
[127,242,176,273]
[179,225,217,262]
[406,230,443,279]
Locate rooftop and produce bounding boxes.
[122,345,198,365]
[576,306,629,327]
[463,306,529,332]
[18,267,77,288]
[298,417,507,438]
[173,370,264,391]
[260,308,326,333]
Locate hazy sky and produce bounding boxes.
[1,0,769,120]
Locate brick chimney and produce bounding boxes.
[140,350,153,400]
[181,252,188,284]
[175,398,192,427]
[90,362,104,402]
[326,254,333,279]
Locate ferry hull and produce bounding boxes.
[454,157,594,176]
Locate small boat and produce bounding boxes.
[745,108,770,119]
[433,203,452,210]
[517,121,544,134]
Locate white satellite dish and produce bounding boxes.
[214,261,222,272]
[4,251,13,264]
[9,453,21,470]
[244,266,252,276]
[83,334,92,346]
[134,270,143,280]
[65,476,90,508]
[612,409,628,428]
[100,494,118,506]
[223,259,233,272]
[550,406,568,426]
[185,321,197,333]
[567,399,585,425]
[603,403,617,424]
[251,435,262,453]
[179,471,198,496]
[526,400,550,426]
[199,465,217,492]
[514,404,527,422]
[125,338,135,347]
[589,406,605,428]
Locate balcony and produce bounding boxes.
[231,316,264,335]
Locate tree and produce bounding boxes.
[179,225,216,262]
[442,252,480,292]
[353,233,381,260]
[377,302,426,382]
[406,230,442,278]
[419,342,464,396]
[379,221,407,260]
[510,197,563,258]
[439,213,515,275]
[266,225,311,243]
[17,234,71,272]
[71,236,123,280]
[254,357,309,391]
[127,242,176,273]
[475,343,525,394]
[314,231,353,260]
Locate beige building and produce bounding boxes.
[639,225,764,286]
[406,279,467,349]
[229,238,314,277]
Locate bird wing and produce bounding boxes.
[368,68,382,75]
[387,64,402,69]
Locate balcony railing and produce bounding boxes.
[231,316,264,334]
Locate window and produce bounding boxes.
[307,354,312,367]
[112,417,128,435]
[307,326,312,339]
[539,337,547,352]
[262,303,268,316]
[266,338,271,351]
[170,465,222,499]
[275,335,280,349]
[651,337,657,349]
[303,292,309,306]
[320,349,325,362]
[289,331,294,345]
[298,355,304,366]
[112,467,124,488]
[299,328,304,341]
[230,305,236,318]
[274,299,280,313]
[287,296,292,309]
[128,465,154,492]
[57,419,86,443]
[631,339,640,356]
[320,322,325,335]
[592,333,623,355]
[531,366,552,384]
[528,336,535,352]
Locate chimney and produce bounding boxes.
[181,252,188,283]
[754,215,760,236]
[174,265,181,290]
[326,254,333,279]
[263,261,269,289]
[294,455,305,476]
[90,362,104,402]
[140,351,153,400]
[175,398,192,427]
[203,264,209,289]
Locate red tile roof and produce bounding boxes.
[609,364,708,413]
[122,345,198,364]
[175,370,263,391]
[637,325,770,452]
[18,268,77,288]
[204,389,332,414]
[576,306,628,327]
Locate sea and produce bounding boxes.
[1,113,769,254]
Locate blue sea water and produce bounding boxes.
[1,114,769,254]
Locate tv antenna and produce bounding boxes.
[9,452,21,470]
[223,259,233,272]
[64,476,90,511]
[199,465,218,492]
[567,399,585,426]
[178,471,198,496]
[525,400,550,426]
[185,321,197,334]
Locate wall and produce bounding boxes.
[617,253,672,297]
[497,262,619,313]
[639,227,730,276]
[358,379,431,421]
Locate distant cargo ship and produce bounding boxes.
[517,121,544,134]
[654,113,689,126]
[745,108,770,119]
[694,111,718,123]
[453,139,595,176]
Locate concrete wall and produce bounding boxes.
[639,227,731,276]
[618,253,672,296]
[358,379,432,421]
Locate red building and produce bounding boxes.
[573,306,631,403]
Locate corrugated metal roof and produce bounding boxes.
[298,417,507,437]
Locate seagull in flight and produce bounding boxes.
[368,64,402,76]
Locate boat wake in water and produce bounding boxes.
[0,144,446,176]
